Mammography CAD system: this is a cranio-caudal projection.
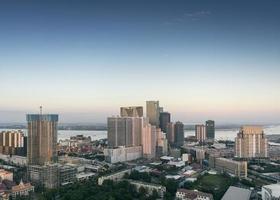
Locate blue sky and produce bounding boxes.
[0,1,279,124]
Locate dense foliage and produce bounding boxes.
[36,179,160,200]
[184,173,238,200]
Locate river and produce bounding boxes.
[0,125,280,141]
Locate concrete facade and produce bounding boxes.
[206,120,215,140]
[195,124,206,143]
[235,126,268,158]
[174,121,184,147]
[262,184,280,200]
[159,112,170,133]
[120,106,143,117]
[27,114,58,165]
[128,180,166,198]
[98,169,131,185]
[166,122,175,145]
[212,157,247,178]
[141,118,156,158]
[146,101,160,127]
[104,146,143,163]
[107,117,142,147]
[28,164,59,189]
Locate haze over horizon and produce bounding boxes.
[0,1,279,124]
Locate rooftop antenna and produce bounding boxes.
[40,106,42,115]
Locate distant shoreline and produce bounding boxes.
[0,124,279,131]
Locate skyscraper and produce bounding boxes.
[174,121,184,147]
[146,101,160,127]
[27,114,58,165]
[120,106,143,117]
[0,130,24,155]
[156,128,168,156]
[166,122,175,145]
[206,120,215,140]
[195,124,206,143]
[141,118,157,158]
[235,126,268,158]
[159,112,170,133]
[107,116,142,147]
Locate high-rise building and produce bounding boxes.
[0,130,24,155]
[159,112,170,133]
[120,106,143,117]
[156,128,168,156]
[166,122,175,145]
[206,120,215,140]
[141,118,156,158]
[107,117,142,147]
[235,126,268,158]
[27,114,58,165]
[195,125,206,143]
[174,121,184,147]
[146,101,160,127]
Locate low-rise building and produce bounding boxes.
[128,180,166,198]
[176,188,213,200]
[11,180,34,198]
[28,164,59,189]
[211,157,247,178]
[59,165,76,185]
[261,183,280,200]
[0,169,13,181]
[76,172,96,181]
[0,154,27,166]
[98,169,131,185]
[183,147,206,164]
[170,148,181,159]
[104,146,142,163]
[167,160,185,168]
[134,166,151,173]
[182,153,192,163]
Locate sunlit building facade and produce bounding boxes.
[27,114,58,165]
[120,106,143,117]
[195,124,206,143]
[235,126,268,158]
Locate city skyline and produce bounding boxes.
[1,1,280,124]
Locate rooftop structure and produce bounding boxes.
[98,169,131,185]
[222,186,251,200]
[127,180,166,198]
[11,180,34,198]
[262,183,280,200]
[0,169,13,181]
[176,188,213,200]
[120,106,143,117]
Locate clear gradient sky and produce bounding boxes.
[0,1,279,124]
